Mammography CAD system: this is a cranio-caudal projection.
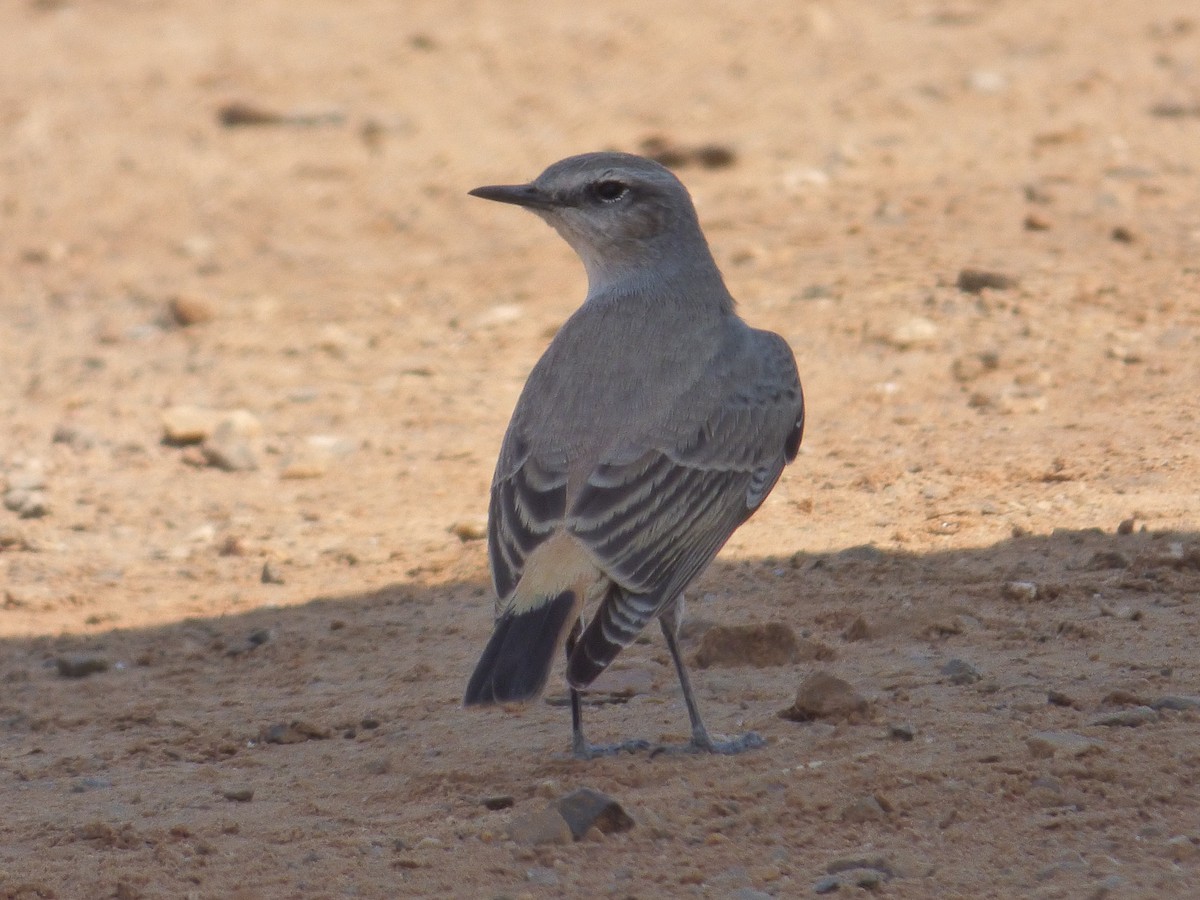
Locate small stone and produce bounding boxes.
[1153,695,1200,712]
[1023,212,1053,231]
[1116,517,1136,535]
[694,621,799,668]
[951,351,1000,383]
[1110,225,1135,244]
[6,470,46,492]
[507,807,572,846]
[56,656,110,678]
[883,316,939,350]
[161,406,219,445]
[279,434,358,479]
[1046,690,1079,709]
[0,524,30,550]
[481,795,514,811]
[8,490,49,519]
[555,787,634,839]
[840,796,887,824]
[888,723,917,741]
[730,889,772,900]
[1026,731,1105,759]
[813,875,841,894]
[780,671,869,723]
[261,562,285,585]
[222,787,254,802]
[956,268,1018,293]
[52,422,96,450]
[1165,835,1198,862]
[1088,706,1158,727]
[450,518,487,542]
[1003,581,1039,602]
[168,294,217,326]
[940,658,981,685]
[842,615,870,642]
[202,428,259,472]
[525,867,559,886]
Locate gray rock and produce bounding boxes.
[223,786,254,802]
[1153,695,1200,712]
[1027,731,1105,759]
[730,889,773,900]
[507,807,572,846]
[1088,706,1158,727]
[888,723,917,741]
[840,796,888,824]
[555,787,634,839]
[525,866,559,886]
[1003,581,1039,602]
[813,876,841,894]
[940,658,981,685]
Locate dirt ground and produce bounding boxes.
[2,0,1199,897]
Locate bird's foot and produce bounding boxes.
[572,737,652,760]
[649,730,766,757]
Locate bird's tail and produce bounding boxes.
[463,591,577,705]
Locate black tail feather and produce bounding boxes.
[463,591,576,705]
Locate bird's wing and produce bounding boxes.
[565,332,803,683]
[488,430,569,616]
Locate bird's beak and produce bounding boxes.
[468,182,556,210]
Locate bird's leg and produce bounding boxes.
[565,616,650,760]
[658,598,766,755]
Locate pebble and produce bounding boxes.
[956,268,1018,293]
[1153,695,1200,712]
[161,406,220,445]
[1026,731,1105,759]
[525,867,559,886]
[481,795,514,811]
[222,786,254,802]
[1165,835,1198,862]
[56,656,110,678]
[4,489,48,519]
[0,524,30,551]
[279,434,357,479]
[840,796,888,824]
[555,787,634,839]
[52,422,96,450]
[694,621,799,668]
[1088,706,1158,728]
[882,316,939,350]
[888,723,917,741]
[730,890,773,900]
[842,615,871,642]
[261,562,285,585]
[950,351,1000,383]
[780,671,870,723]
[450,518,488,542]
[507,807,572,846]
[940,658,981,685]
[167,294,217,326]
[202,413,262,472]
[1003,581,1039,602]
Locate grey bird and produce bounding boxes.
[462,152,804,758]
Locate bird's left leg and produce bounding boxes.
[659,595,766,755]
[565,616,649,759]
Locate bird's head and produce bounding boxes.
[470,152,713,291]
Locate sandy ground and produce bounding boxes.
[2,0,1200,897]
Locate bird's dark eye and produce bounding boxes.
[591,180,628,203]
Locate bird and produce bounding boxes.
[462,151,804,759]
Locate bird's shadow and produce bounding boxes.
[3,526,1196,776]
